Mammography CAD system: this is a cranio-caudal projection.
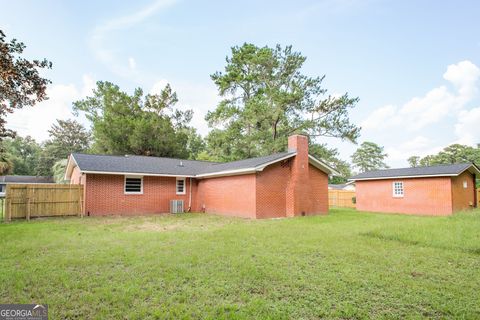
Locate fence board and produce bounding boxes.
[477,189,480,208]
[5,184,83,220]
[328,190,356,208]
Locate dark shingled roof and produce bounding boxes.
[71,152,296,177]
[350,163,480,181]
[0,175,54,184]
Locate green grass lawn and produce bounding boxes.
[1,208,479,319]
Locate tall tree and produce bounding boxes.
[206,43,360,161]
[73,82,193,158]
[407,156,420,168]
[0,146,13,174]
[36,119,90,176]
[0,30,52,139]
[352,141,388,173]
[412,144,480,167]
[309,143,351,183]
[2,135,41,175]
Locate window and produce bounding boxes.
[463,181,468,189]
[124,176,143,194]
[176,178,186,195]
[392,181,404,197]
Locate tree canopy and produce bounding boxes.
[73,81,199,159]
[205,43,360,161]
[309,143,351,183]
[0,29,52,140]
[351,141,388,173]
[36,119,91,176]
[409,144,480,167]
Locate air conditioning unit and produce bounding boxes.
[170,200,184,214]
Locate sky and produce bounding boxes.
[1,0,479,167]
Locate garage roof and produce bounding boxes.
[350,163,480,181]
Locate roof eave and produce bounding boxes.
[64,154,79,181]
[81,170,196,178]
[308,155,340,176]
[349,173,459,181]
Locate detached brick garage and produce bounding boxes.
[64,135,338,219]
[350,163,480,215]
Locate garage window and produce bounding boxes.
[125,176,143,194]
[392,181,404,197]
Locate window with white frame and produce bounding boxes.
[392,181,404,197]
[463,180,468,189]
[124,176,143,194]
[176,178,186,195]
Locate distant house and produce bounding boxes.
[0,175,55,197]
[64,135,339,219]
[350,163,479,215]
[328,181,355,191]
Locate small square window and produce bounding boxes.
[176,178,186,195]
[463,181,468,189]
[125,176,143,194]
[392,181,404,197]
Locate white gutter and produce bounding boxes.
[350,173,459,181]
[81,170,195,178]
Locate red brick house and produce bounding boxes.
[350,163,479,215]
[64,135,338,219]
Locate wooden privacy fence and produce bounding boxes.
[477,189,480,208]
[328,190,356,208]
[4,184,83,221]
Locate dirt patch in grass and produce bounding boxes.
[124,222,185,232]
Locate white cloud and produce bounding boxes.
[90,0,176,79]
[362,60,480,132]
[443,60,480,100]
[6,75,95,142]
[454,107,480,146]
[128,57,137,71]
[385,136,443,163]
[151,79,219,136]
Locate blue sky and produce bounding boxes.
[1,0,479,168]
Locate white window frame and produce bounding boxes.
[124,175,143,195]
[392,181,404,198]
[176,177,186,195]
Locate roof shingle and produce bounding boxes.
[350,163,479,181]
[71,152,297,177]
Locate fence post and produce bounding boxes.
[26,186,31,221]
[7,198,11,222]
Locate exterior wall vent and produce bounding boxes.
[170,200,184,213]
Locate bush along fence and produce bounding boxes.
[4,184,83,221]
[328,190,356,208]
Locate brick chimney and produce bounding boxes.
[286,135,312,217]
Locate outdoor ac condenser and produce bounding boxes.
[170,200,184,214]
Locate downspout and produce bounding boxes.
[188,177,192,212]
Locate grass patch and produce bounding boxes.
[1,208,479,319]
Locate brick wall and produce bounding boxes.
[255,161,290,218]
[84,174,191,215]
[451,171,475,212]
[194,174,256,218]
[286,135,313,217]
[356,177,453,215]
[308,164,329,215]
